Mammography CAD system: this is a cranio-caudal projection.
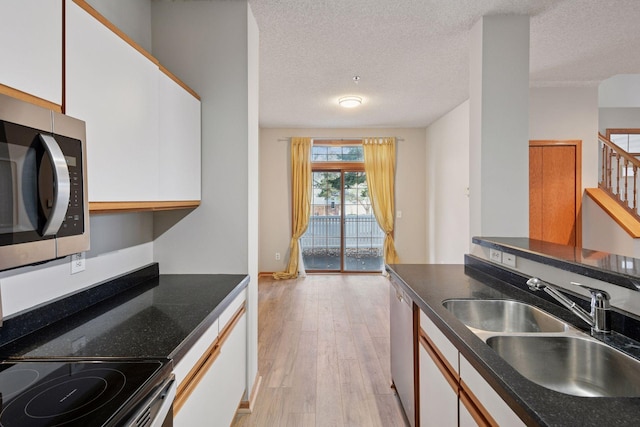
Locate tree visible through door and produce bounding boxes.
[300,142,385,272]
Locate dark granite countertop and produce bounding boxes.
[387,259,640,427]
[0,266,249,367]
[474,236,640,291]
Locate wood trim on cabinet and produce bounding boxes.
[71,0,200,100]
[418,329,458,392]
[89,201,200,214]
[72,0,158,65]
[159,65,201,100]
[460,379,499,427]
[0,84,62,113]
[174,303,246,415]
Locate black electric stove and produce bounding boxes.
[0,359,172,427]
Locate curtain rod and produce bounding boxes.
[277,137,404,142]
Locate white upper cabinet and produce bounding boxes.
[65,0,159,202]
[64,0,201,206]
[0,0,63,106]
[158,71,201,201]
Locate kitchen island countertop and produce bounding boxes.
[388,259,640,427]
[0,265,249,366]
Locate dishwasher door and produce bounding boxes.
[390,278,415,427]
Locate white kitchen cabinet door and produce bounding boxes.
[419,342,458,427]
[157,71,201,201]
[0,0,62,106]
[459,355,525,427]
[174,313,247,427]
[65,0,159,202]
[420,310,459,373]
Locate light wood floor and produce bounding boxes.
[232,274,410,427]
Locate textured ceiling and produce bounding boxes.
[247,0,640,128]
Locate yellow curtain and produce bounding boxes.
[273,137,312,279]
[363,137,399,264]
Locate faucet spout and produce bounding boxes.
[526,277,611,334]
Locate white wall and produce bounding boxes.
[598,74,640,108]
[259,128,427,273]
[529,86,599,189]
[582,196,640,258]
[599,108,640,134]
[425,101,470,263]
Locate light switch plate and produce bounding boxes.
[503,253,517,268]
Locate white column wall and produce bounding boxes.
[469,15,530,239]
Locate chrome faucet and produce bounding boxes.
[526,277,611,334]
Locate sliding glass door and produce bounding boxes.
[301,170,384,272]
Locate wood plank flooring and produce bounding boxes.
[232,274,410,427]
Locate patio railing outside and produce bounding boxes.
[301,215,384,270]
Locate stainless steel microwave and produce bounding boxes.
[0,94,89,271]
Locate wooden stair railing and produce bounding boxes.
[599,133,640,222]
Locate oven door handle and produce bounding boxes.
[151,377,176,427]
[39,134,70,237]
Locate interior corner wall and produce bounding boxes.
[151,1,250,275]
[258,128,427,273]
[425,101,470,264]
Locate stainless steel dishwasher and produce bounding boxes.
[390,277,415,427]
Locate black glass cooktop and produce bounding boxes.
[0,360,169,426]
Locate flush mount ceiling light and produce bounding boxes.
[338,96,362,108]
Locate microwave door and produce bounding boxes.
[38,134,70,236]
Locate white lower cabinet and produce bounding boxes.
[419,339,458,427]
[174,291,247,427]
[418,309,524,427]
[459,355,525,427]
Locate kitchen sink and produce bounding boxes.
[442,299,568,333]
[486,335,640,397]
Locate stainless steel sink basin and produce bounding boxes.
[487,335,640,397]
[442,299,568,333]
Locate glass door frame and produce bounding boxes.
[305,162,382,273]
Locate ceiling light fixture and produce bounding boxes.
[338,96,362,108]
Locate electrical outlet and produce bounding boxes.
[503,253,517,268]
[489,249,502,263]
[275,252,281,261]
[71,252,86,274]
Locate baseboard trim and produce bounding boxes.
[237,374,262,414]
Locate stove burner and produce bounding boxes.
[1,368,125,426]
[0,368,40,400]
[0,360,167,427]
